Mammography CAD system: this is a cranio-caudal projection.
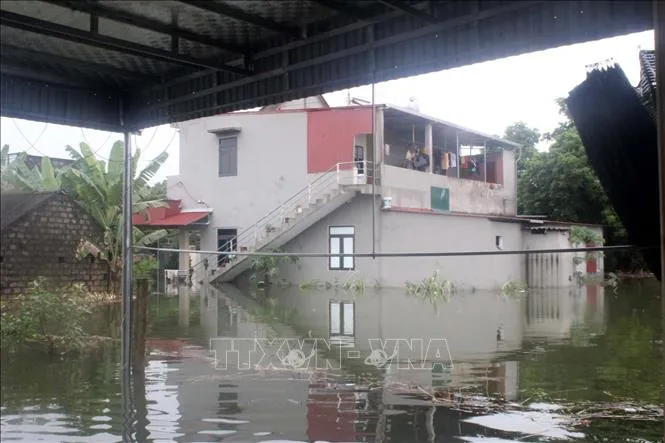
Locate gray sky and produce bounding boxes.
[0,30,654,183]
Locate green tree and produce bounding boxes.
[62,141,170,291]
[503,121,540,177]
[512,99,644,271]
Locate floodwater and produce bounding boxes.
[1,280,662,442]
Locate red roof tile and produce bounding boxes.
[133,200,210,227]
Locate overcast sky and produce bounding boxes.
[0,30,654,183]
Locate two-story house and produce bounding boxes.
[156,96,603,290]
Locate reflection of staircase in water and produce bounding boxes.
[208,162,368,284]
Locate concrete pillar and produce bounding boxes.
[178,230,190,272]
[425,123,433,173]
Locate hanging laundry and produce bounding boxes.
[442,152,449,169]
[450,152,457,168]
[461,156,469,168]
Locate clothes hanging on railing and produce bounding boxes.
[450,153,457,168]
[441,152,449,169]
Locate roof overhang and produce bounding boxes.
[133,200,212,229]
[383,104,520,149]
[0,1,654,132]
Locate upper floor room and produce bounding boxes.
[170,96,520,216]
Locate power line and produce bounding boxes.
[134,244,652,258]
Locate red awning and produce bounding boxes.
[133,200,211,228]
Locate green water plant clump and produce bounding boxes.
[0,278,97,354]
[406,270,455,301]
[249,248,299,289]
[501,280,528,298]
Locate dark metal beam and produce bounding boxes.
[1,45,157,82]
[308,0,382,21]
[377,0,438,24]
[0,10,252,76]
[179,0,303,38]
[41,0,250,56]
[140,0,543,113]
[0,64,99,88]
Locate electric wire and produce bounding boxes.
[135,244,653,258]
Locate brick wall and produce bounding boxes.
[0,194,108,297]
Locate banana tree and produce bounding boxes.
[1,147,61,192]
[63,141,170,292]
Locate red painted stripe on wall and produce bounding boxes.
[307,107,373,173]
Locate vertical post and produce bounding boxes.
[122,130,133,365]
[483,140,487,183]
[119,108,134,442]
[425,123,433,174]
[653,2,664,439]
[456,132,460,179]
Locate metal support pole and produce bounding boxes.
[122,130,133,367]
[456,132,460,179]
[119,106,134,442]
[653,2,664,440]
[371,72,376,259]
[483,140,487,183]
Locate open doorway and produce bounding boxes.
[217,228,237,266]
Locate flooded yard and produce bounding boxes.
[1,280,662,442]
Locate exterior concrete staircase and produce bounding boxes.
[207,162,368,284]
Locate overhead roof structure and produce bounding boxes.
[0,0,655,132]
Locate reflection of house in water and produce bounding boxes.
[156,285,602,441]
[524,285,606,339]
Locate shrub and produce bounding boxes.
[0,278,94,354]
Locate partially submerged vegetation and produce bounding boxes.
[500,280,528,298]
[299,276,368,295]
[248,248,299,289]
[0,279,114,354]
[406,270,455,311]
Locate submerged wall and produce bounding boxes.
[279,195,524,290]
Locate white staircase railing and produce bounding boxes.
[191,161,373,277]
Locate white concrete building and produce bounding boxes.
[145,97,603,290]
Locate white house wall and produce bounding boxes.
[280,195,525,290]
[522,226,604,288]
[168,112,309,256]
[381,165,516,215]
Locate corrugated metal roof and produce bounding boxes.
[0,1,655,131]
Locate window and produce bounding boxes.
[218,136,238,177]
[496,235,504,250]
[329,226,355,270]
[329,301,355,337]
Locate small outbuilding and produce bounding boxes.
[0,192,107,297]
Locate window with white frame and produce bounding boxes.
[329,226,355,270]
[218,136,238,177]
[329,301,355,337]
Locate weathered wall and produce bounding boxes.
[0,194,107,297]
[168,111,310,262]
[522,225,604,288]
[279,195,524,290]
[380,164,516,215]
[307,107,373,173]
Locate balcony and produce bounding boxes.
[377,105,518,216]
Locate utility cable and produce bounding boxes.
[135,244,654,258]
